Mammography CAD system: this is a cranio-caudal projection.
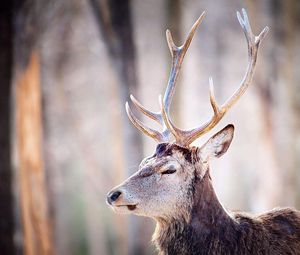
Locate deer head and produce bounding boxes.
[107,9,268,223]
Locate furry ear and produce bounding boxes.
[199,124,234,163]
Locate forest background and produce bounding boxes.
[0,0,300,254]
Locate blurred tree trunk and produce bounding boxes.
[13,1,54,254]
[89,1,146,254]
[0,2,14,254]
[16,52,53,255]
[250,0,300,209]
[278,0,300,207]
[285,0,300,209]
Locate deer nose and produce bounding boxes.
[107,191,122,205]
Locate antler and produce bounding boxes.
[160,8,269,146]
[126,12,206,143]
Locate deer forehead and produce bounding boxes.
[139,143,197,172]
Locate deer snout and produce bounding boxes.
[107,190,122,205]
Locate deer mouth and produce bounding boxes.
[115,204,137,211]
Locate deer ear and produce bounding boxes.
[199,124,234,162]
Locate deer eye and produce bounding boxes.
[161,169,176,175]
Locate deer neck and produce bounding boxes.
[153,171,235,254]
[191,171,233,233]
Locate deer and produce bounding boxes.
[107,9,300,255]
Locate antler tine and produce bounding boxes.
[209,77,221,115]
[222,9,269,110]
[162,9,268,147]
[125,102,166,143]
[129,95,163,125]
[126,13,206,143]
[164,11,206,114]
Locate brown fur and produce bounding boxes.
[153,156,300,255]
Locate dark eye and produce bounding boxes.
[161,169,176,175]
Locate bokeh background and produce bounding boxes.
[1,0,300,254]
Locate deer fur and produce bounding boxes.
[107,125,300,254]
